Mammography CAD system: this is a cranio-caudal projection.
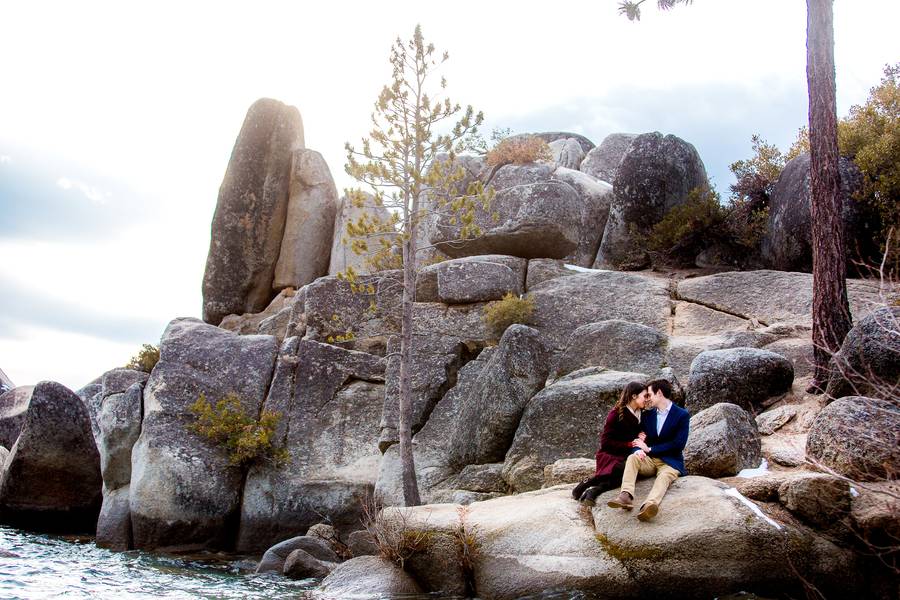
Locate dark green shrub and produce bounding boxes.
[483,292,534,336]
[187,393,288,467]
[126,344,160,373]
[649,188,727,263]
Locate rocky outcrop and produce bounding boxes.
[756,404,798,435]
[95,369,147,550]
[676,270,886,328]
[550,167,613,266]
[273,149,339,289]
[0,381,102,533]
[762,153,877,272]
[302,270,402,356]
[382,479,855,599]
[549,320,668,382]
[0,386,33,449]
[543,458,595,487]
[826,306,900,400]
[684,403,761,478]
[517,131,594,154]
[579,132,637,184]
[377,325,546,504]
[686,348,794,413]
[431,180,582,259]
[502,369,649,492]
[129,318,278,550]
[379,302,491,449]
[528,270,671,356]
[592,477,854,598]
[596,132,709,270]
[778,473,852,532]
[328,192,396,276]
[415,255,526,303]
[806,396,900,481]
[316,556,422,598]
[202,98,305,325]
[237,339,385,552]
[664,329,781,382]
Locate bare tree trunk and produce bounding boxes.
[806,0,852,392]
[397,193,422,506]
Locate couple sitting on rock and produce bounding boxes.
[572,379,689,521]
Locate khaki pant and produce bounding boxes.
[620,453,679,507]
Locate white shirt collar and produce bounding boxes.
[656,399,673,415]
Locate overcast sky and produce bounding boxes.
[1,0,898,390]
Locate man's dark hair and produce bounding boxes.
[647,379,672,400]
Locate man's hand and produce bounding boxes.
[635,449,647,459]
[633,439,650,453]
[638,432,647,441]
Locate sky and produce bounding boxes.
[1,0,898,390]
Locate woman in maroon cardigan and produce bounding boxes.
[572,380,647,505]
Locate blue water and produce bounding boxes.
[0,526,313,600]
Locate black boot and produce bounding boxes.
[579,486,605,506]
[572,478,592,500]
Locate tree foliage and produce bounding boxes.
[482,293,535,337]
[188,392,288,467]
[125,344,160,373]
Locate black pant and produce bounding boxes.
[572,462,626,500]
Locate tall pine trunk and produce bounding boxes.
[398,193,422,506]
[806,0,852,391]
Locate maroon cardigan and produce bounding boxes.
[594,407,642,477]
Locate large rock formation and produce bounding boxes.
[95,369,148,550]
[272,149,339,289]
[431,180,582,259]
[0,381,102,533]
[676,270,887,328]
[129,318,278,550]
[549,320,668,382]
[381,479,855,599]
[596,132,709,270]
[579,132,637,184]
[684,403,761,478]
[826,306,900,400]
[415,255,526,304]
[686,348,794,413]
[762,153,878,272]
[806,396,900,481]
[527,270,671,356]
[202,98,305,325]
[316,556,422,598]
[237,338,385,552]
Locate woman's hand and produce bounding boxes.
[638,432,646,441]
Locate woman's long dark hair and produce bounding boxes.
[614,381,646,421]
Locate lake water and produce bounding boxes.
[0,526,769,600]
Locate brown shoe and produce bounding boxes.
[637,501,659,521]
[607,491,634,510]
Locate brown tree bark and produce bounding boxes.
[806,0,852,392]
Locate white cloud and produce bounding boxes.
[0,155,10,164]
[56,176,111,205]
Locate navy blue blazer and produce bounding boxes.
[636,403,690,475]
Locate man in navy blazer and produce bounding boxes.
[607,379,689,521]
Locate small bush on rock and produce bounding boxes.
[361,496,431,569]
[483,292,534,336]
[649,188,727,262]
[126,344,160,373]
[188,393,288,467]
[485,135,551,167]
